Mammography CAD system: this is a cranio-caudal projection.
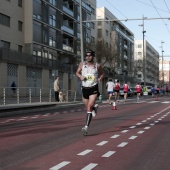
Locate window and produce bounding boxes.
[18,21,23,31]
[138,44,142,48]
[91,36,95,43]
[91,7,95,15]
[106,30,108,36]
[138,74,142,78]
[18,0,22,7]
[105,17,109,24]
[98,29,102,38]
[98,21,102,26]
[49,15,56,27]
[1,40,10,49]
[49,37,56,47]
[91,22,95,29]
[18,45,22,52]
[0,13,10,27]
[49,0,56,6]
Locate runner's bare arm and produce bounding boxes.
[76,62,85,81]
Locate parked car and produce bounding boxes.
[131,87,143,96]
[119,88,134,97]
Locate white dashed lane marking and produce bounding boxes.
[77,149,93,156]
[129,136,137,140]
[137,131,145,134]
[102,151,116,157]
[97,141,108,146]
[110,134,120,138]
[117,142,128,147]
[50,161,70,170]
[81,163,98,170]
[121,130,129,133]
[129,126,136,129]
[144,126,150,130]
[136,123,142,125]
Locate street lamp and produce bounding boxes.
[80,0,84,61]
[139,15,147,86]
[161,41,164,86]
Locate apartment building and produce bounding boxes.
[159,59,170,86]
[0,0,97,96]
[134,40,159,87]
[96,7,135,87]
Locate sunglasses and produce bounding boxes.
[86,55,92,57]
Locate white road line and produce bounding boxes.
[121,130,129,133]
[81,163,98,170]
[17,119,26,121]
[97,141,108,146]
[129,126,136,129]
[147,118,151,120]
[162,101,170,103]
[150,123,155,126]
[148,101,159,103]
[77,149,93,156]
[158,118,162,121]
[50,161,70,170]
[154,121,159,123]
[102,151,116,157]
[142,120,147,122]
[144,126,150,129]
[110,134,120,138]
[43,113,50,116]
[117,142,128,147]
[137,131,145,134]
[136,123,142,125]
[129,136,137,140]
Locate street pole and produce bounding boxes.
[161,41,164,87]
[80,0,84,62]
[142,15,146,87]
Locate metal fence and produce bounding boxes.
[0,87,77,105]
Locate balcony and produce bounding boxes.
[63,44,74,53]
[61,25,74,35]
[124,55,128,60]
[63,6,74,17]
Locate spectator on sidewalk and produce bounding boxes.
[54,76,60,102]
[11,81,17,94]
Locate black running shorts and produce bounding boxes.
[82,84,100,99]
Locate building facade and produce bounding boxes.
[0,0,98,97]
[159,59,170,87]
[96,7,135,87]
[134,40,159,87]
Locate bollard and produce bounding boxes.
[99,94,102,102]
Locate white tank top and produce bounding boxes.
[82,62,98,87]
[107,82,114,91]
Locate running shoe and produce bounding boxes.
[82,126,88,136]
[92,104,99,117]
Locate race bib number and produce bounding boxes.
[85,74,95,82]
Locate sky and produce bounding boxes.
[97,0,170,59]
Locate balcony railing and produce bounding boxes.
[63,6,74,17]
[61,25,74,35]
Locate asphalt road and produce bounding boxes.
[0,96,170,170]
